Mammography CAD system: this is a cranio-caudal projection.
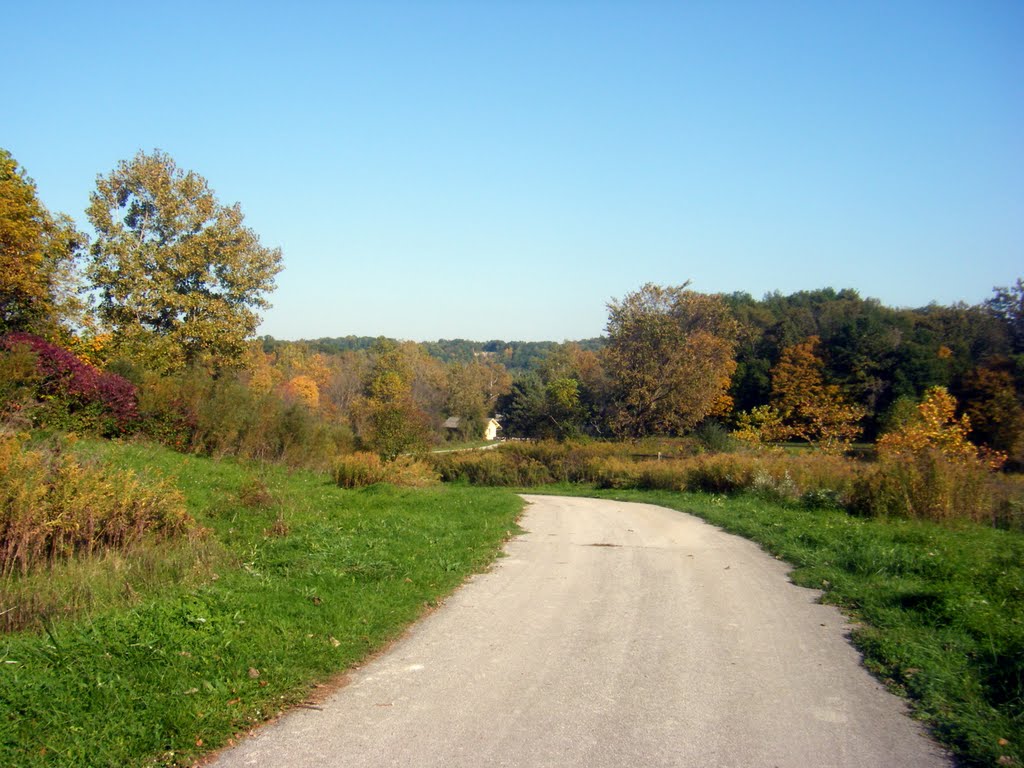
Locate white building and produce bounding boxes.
[484,417,501,441]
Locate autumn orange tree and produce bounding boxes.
[283,375,320,410]
[240,342,282,397]
[605,283,738,437]
[770,336,864,452]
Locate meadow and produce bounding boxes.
[2,433,1022,766]
[0,440,521,768]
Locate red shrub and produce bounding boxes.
[1,332,139,430]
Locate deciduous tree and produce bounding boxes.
[86,150,282,372]
[770,336,864,452]
[732,405,789,445]
[605,283,738,437]
[538,343,610,435]
[960,359,1024,461]
[283,375,320,410]
[877,386,1004,468]
[1,149,87,336]
[351,341,432,459]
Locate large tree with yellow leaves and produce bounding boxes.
[86,150,282,372]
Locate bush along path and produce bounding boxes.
[0,441,523,768]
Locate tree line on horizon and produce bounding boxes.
[2,146,1022,468]
[267,281,1024,464]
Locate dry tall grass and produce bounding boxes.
[429,439,1024,527]
[333,452,440,489]
[0,433,194,576]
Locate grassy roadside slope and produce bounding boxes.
[0,441,522,768]
[532,484,1022,767]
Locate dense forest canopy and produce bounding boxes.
[249,282,1023,462]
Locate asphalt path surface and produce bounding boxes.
[208,494,950,767]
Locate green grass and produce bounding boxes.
[531,483,1023,767]
[0,441,523,768]
[6,438,1020,767]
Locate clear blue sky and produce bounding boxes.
[5,1,1022,342]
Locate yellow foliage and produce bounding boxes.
[241,344,281,396]
[1,149,87,335]
[304,353,332,390]
[733,405,790,445]
[86,150,283,372]
[0,433,192,575]
[770,336,864,452]
[64,332,113,367]
[877,387,1005,469]
[708,391,734,419]
[284,375,320,409]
